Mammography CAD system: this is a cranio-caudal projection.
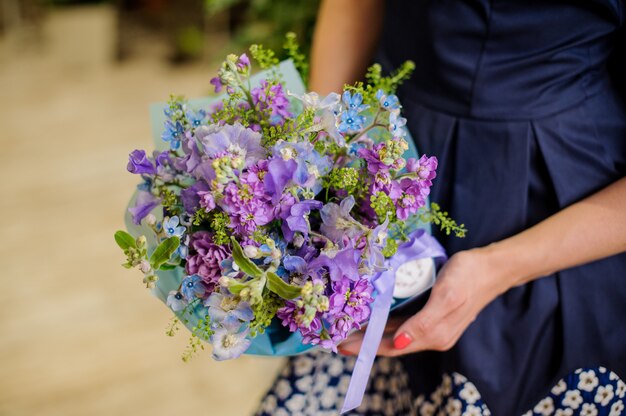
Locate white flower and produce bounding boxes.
[419,402,436,416]
[378,358,392,374]
[578,370,599,392]
[595,384,615,406]
[369,393,383,412]
[617,380,626,398]
[274,379,292,400]
[441,374,453,396]
[327,358,344,377]
[533,397,555,415]
[260,394,277,413]
[293,356,314,376]
[285,393,306,412]
[430,385,445,407]
[610,400,624,416]
[374,376,388,392]
[337,374,351,394]
[521,411,532,416]
[610,371,619,381]
[462,404,483,416]
[552,379,567,395]
[294,375,312,392]
[459,383,481,404]
[273,408,290,416]
[555,409,573,416]
[562,390,583,409]
[454,372,469,386]
[319,386,338,409]
[599,367,607,373]
[414,394,425,408]
[445,398,463,416]
[314,373,330,391]
[580,403,598,416]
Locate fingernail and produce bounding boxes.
[338,348,353,356]
[393,333,413,350]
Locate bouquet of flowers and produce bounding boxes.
[115,34,464,411]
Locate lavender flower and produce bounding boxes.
[185,231,231,291]
[127,150,156,175]
[320,196,363,241]
[282,200,323,241]
[181,275,206,301]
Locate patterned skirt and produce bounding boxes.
[255,352,626,416]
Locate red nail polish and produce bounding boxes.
[393,333,413,350]
[338,348,353,356]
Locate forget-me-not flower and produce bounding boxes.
[163,216,186,238]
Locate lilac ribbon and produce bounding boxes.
[340,229,447,414]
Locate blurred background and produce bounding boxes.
[0,0,318,414]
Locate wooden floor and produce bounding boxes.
[0,6,284,416]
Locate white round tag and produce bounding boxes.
[393,257,435,299]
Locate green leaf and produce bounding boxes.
[266,272,302,300]
[160,263,178,270]
[150,237,180,270]
[114,230,136,251]
[230,237,263,278]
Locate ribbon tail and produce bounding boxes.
[340,270,395,414]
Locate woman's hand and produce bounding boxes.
[338,247,513,357]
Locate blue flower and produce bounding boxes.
[376,89,400,111]
[163,216,186,238]
[204,292,253,328]
[342,91,368,113]
[220,258,241,278]
[181,275,206,301]
[162,120,184,150]
[186,109,206,128]
[210,326,251,361]
[389,112,407,138]
[166,290,188,312]
[338,109,367,134]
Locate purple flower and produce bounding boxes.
[127,150,156,175]
[210,326,251,361]
[236,53,250,71]
[365,217,389,272]
[180,181,210,214]
[197,190,216,211]
[309,247,361,282]
[181,275,206,301]
[166,291,187,312]
[210,76,223,93]
[204,292,253,327]
[394,178,429,220]
[185,231,231,292]
[251,80,292,123]
[281,200,323,241]
[328,277,374,342]
[406,154,438,183]
[128,191,160,225]
[199,123,265,168]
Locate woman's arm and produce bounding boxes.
[340,177,626,356]
[309,0,384,94]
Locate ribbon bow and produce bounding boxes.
[341,229,447,413]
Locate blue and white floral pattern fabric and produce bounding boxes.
[255,352,625,416]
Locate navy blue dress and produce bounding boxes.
[375,0,626,414]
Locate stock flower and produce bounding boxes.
[163,216,186,238]
[185,231,231,291]
[127,149,156,175]
[210,326,251,360]
[327,276,374,342]
[210,76,223,93]
[181,275,206,301]
[180,180,210,213]
[251,80,292,123]
[394,178,429,220]
[166,291,187,312]
[406,154,438,184]
[221,171,273,235]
